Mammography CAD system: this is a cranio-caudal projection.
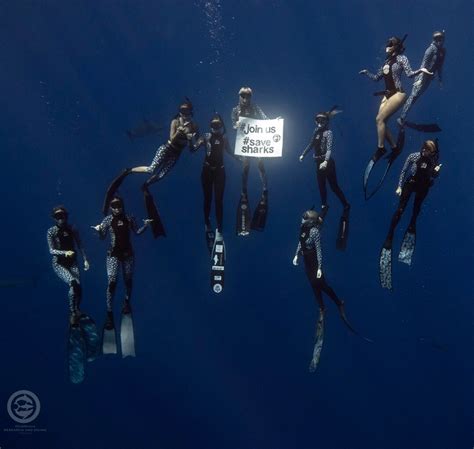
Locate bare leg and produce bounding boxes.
[376,92,406,148]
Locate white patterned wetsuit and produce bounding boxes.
[96,214,147,311]
[231,103,268,193]
[295,222,343,311]
[143,116,199,188]
[47,224,86,313]
[400,42,446,122]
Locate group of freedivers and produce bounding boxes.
[47,31,446,379]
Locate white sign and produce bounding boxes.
[234,118,284,158]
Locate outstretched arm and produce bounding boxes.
[397,153,418,191]
[300,129,316,161]
[359,66,383,81]
[91,215,112,239]
[129,216,149,235]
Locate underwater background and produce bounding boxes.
[1,1,472,448]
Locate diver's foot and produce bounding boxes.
[321,204,330,218]
[215,229,223,240]
[122,300,132,315]
[141,183,149,193]
[383,238,392,250]
[205,223,212,233]
[397,117,405,127]
[69,312,80,327]
[372,146,386,163]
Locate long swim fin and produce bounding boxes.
[120,303,136,358]
[309,310,325,373]
[102,312,117,355]
[103,169,131,215]
[336,303,374,343]
[398,227,416,265]
[251,190,268,231]
[143,187,166,238]
[79,314,100,362]
[236,193,251,236]
[68,324,86,384]
[404,121,442,133]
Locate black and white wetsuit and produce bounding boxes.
[47,224,86,313]
[385,152,440,245]
[231,103,268,193]
[301,127,349,209]
[364,54,418,97]
[400,42,446,121]
[295,222,343,311]
[96,214,147,311]
[143,116,199,187]
[193,132,236,232]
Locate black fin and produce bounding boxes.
[102,169,131,215]
[236,194,251,236]
[404,121,442,132]
[250,191,268,231]
[143,188,166,238]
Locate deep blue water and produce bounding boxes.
[1,1,473,448]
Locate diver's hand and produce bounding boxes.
[91,225,100,232]
[186,132,196,141]
[275,116,282,120]
[396,186,402,196]
[434,163,442,172]
[299,155,304,162]
[317,269,322,279]
[359,69,368,75]
[84,260,90,271]
[65,250,75,257]
[319,160,328,170]
[143,219,154,226]
[420,68,434,76]
[234,119,241,129]
[292,256,299,266]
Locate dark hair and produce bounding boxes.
[51,205,68,218]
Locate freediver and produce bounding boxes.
[47,206,90,325]
[398,31,446,127]
[292,209,371,372]
[91,196,152,355]
[231,86,272,234]
[299,107,351,249]
[359,35,433,199]
[379,140,442,290]
[103,100,199,237]
[192,113,238,251]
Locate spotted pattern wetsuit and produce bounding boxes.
[193,132,235,232]
[143,116,199,187]
[301,127,348,208]
[295,222,343,311]
[400,43,446,121]
[96,214,147,311]
[47,224,86,313]
[364,54,418,95]
[385,152,440,245]
[231,103,268,193]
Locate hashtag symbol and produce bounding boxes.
[243,137,249,144]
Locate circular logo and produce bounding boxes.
[213,284,222,293]
[7,390,41,424]
[273,134,281,143]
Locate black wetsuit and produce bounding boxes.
[231,103,268,193]
[385,152,439,247]
[301,127,349,209]
[295,221,343,311]
[193,131,235,232]
[96,213,147,311]
[47,224,86,313]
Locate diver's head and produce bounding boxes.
[432,30,445,47]
[179,100,193,119]
[110,196,124,216]
[315,112,329,130]
[239,86,252,106]
[386,36,405,55]
[421,140,439,158]
[301,209,321,226]
[210,114,224,135]
[52,205,68,226]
